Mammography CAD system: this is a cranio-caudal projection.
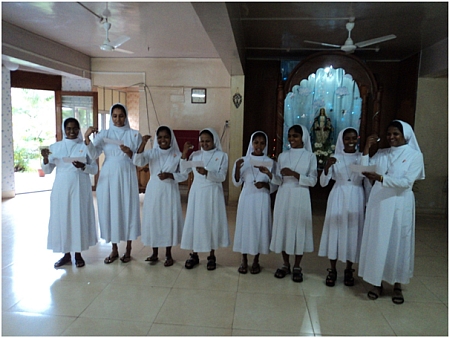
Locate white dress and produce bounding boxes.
[133,148,187,247]
[43,139,98,253]
[232,154,278,255]
[270,148,317,255]
[358,145,424,285]
[86,127,142,243]
[180,149,229,252]
[318,152,367,263]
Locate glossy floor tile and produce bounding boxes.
[2,191,448,336]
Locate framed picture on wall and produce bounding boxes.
[191,88,206,104]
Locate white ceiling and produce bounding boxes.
[2,2,220,59]
[1,2,448,77]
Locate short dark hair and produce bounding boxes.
[342,128,358,139]
[252,132,266,142]
[111,104,127,116]
[63,117,80,130]
[157,126,171,137]
[289,125,303,137]
[388,120,404,135]
[199,129,214,140]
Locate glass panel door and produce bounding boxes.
[55,91,98,189]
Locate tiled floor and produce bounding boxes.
[2,190,448,336]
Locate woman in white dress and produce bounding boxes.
[133,126,187,267]
[180,128,229,270]
[270,124,317,282]
[232,131,278,274]
[359,120,425,304]
[318,127,368,287]
[41,117,98,268]
[84,103,142,264]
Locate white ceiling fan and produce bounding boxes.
[99,3,133,54]
[304,18,396,53]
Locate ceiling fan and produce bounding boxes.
[98,3,132,54]
[304,18,396,53]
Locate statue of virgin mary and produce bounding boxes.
[312,108,333,145]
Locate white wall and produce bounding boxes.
[90,57,243,204]
[91,57,231,141]
[414,77,448,215]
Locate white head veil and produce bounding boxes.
[300,124,312,152]
[246,131,268,157]
[394,120,421,152]
[334,127,358,155]
[62,117,83,143]
[153,125,181,154]
[109,103,131,131]
[200,128,222,151]
[289,124,312,152]
[394,120,425,179]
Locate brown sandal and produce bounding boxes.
[274,264,291,278]
[326,268,337,287]
[120,254,131,263]
[54,255,71,268]
[104,253,119,264]
[250,263,261,274]
[145,255,158,262]
[164,257,174,267]
[238,264,248,274]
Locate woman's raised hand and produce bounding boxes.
[84,126,98,145]
[364,133,379,155]
[256,165,272,180]
[324,157,337,174]
[41,148,50,165]
[182,142,194,159]
[40,148,50,159]
[142,135,151,143]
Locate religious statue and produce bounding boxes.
[311,108,334,169]
[312,108,333,145]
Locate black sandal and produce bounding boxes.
[145,255,158,262]
[75,257,85,268]
[250,262,261,274]
[206,255,216,271]
[54,255,71,268]
[238,264,248,274]
[292,267,303,283]
[164,256,174,267]
[274,264,291,279]
[392,287,404,304]
[344,268,355,286]
[368,285,383,300]
[326,268,337,287]
[185,253,199,269]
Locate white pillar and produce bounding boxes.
[2,66,15,198]
[227,75,245,206]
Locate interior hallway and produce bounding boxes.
[2,190,448,336]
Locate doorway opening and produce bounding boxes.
[11,88,56,194]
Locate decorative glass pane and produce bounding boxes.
[284,67,362,168]
[61,95,94,136]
